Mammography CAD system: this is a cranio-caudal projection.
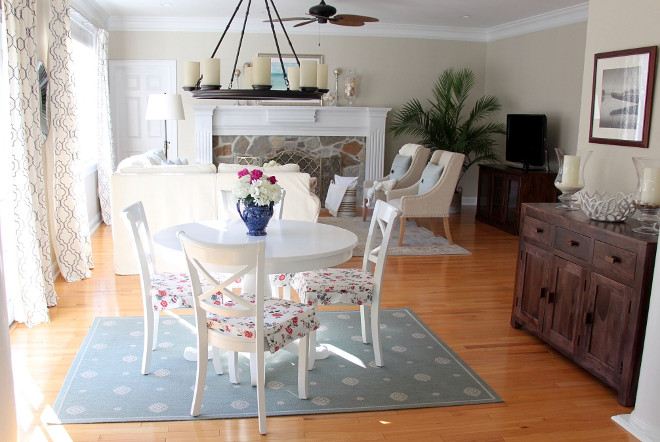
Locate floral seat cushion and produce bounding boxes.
[270,272,295,287]
[205,293,319,353]
[150,272,242,311]
[290,268,374,307]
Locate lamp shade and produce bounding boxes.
[145,93,185,120]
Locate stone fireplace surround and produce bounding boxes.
[193,105,390,205]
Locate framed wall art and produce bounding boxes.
[589,46,657,148]
[257,53,323,105]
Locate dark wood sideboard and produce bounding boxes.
[511,203,657,406]
[476,164,557,235]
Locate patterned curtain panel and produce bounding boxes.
[3,0,57,326]
[96,28,113,225]
[48,0,93,282]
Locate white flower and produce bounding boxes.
[232,168,282,206]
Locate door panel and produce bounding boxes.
[544,257,585,354]
[513,242,550,331]
[109,60,178,164]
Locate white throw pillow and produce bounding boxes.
[417,163,444,195]
[390,154,412,180]
[398,143,420,156]
[334,175,358,188]
[119,164,217,174]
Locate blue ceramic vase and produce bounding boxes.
[237,200,274,236]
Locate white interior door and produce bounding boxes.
[109,60,177,164]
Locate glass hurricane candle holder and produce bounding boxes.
[554,148,591,210]
[343,70,357,106]
[632,157,660,235]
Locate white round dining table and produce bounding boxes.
[153,219,358,276]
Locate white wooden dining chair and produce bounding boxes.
[178,232,316,434]
[121,201,223,375]
[291,200,400,368]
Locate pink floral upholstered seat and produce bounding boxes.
[206,293,318,353]
[151,273,242,311]
[290,269,374,306]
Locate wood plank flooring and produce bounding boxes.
[9,207,639,441]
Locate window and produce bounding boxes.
[70,9,98,167]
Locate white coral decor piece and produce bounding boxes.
[232,168,282,206]
[578,190,635,222]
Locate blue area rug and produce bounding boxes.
[53,309,501,423]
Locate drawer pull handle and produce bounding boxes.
[569,240,580,247]
[605,256,620,264]
[540,287,547,299]
[536,228,544,234]
[547,292,555,304]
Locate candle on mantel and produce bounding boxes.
[300,60,317,88]
[244,66,253,89]
[562,155,581,187]
[253,57,271,86]
[316,64,328,90]
[288,66,300,90]
[183,61,200,88]
[640,167,660,205]
[200,58,220,87]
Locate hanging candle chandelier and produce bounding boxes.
[183,0,326,101]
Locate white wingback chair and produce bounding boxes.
[386,150,465,246]
[362,144,431,221]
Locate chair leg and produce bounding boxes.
[141,308,154,375]
[360,304,371,344]
[256,347,266,434]
[212,346,223,375]
[371,303,383,367]
[250,353,257,387]
[398,217,407,246]
[152,312,160,350]
[307,330,317,370]
[190,332,209,416]
[269,283,279,298]
[298,335,309,399]
[443,217,453,245]
[228,351,239,384]
[362,198,368,221]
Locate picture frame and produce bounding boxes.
[257,53,324,106]
[589,46,657,148]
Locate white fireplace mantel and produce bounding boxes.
[193,105,391,181]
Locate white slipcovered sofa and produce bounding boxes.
[111,160,320,275]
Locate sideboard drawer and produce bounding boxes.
[593,241,637,281]
[522,216,553,245]
[554,227,592,262]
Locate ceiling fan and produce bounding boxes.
[266,0,379,27]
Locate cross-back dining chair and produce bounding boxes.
[178,232,317,434]
[291,200,400,368]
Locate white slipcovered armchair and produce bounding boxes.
[386,150,465,246]
[362,144,430,221]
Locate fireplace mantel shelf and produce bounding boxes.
[193,105,391,181]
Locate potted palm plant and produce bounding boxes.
[389,68,505,212]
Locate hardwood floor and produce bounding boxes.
[9,206,639,441]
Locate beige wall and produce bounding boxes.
[486,23,588,172]
[109,31,487,196]
[576,0,660,195]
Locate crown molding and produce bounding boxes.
[70,0,109,29]
[487,3,589,42]
[105,2,589,43]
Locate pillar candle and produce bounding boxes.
[183,61,200,87]
[640,168,660,205]
[200,58,220,86]
[562,155,581,187]
[300,60,317,88]
[288,66,300,90]
[244,66,253,89]
[253,57,271,86]
[316,63,328,89]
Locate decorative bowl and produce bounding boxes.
[578,190,636,222]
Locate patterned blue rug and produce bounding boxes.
[52,309,501,423]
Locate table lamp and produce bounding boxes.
[145,93,185,160]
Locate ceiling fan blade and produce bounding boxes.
[331,14,375,26]
[294,19,317,27]
[263,17,309,23]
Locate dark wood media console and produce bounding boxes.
[511,203,657,406]
[476,164,557,235]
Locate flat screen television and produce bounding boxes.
[505,114,547,172]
